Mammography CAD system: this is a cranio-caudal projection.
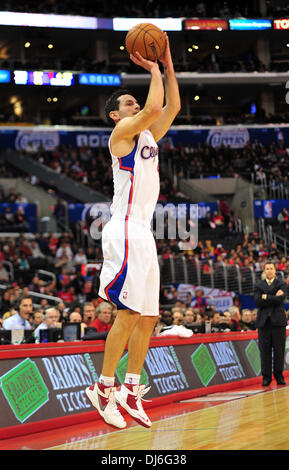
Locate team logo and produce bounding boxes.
[206,127,249,148]
[140,145,158,160]
[15,131,60,151]
[122,291,128,300]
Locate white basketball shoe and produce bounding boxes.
[115,383,152,428]
[85,382,126,429]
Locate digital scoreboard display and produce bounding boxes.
[13,70,74,86]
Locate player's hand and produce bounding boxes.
[158,33,173,68]
[276,290,284,296]
[130,51,159,72]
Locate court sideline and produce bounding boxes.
[0,383,288,450]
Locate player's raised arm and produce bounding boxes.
[149,33,181,142]
[110,53,164,141]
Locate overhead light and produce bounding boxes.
[192,44,199,50]
[53,97,58,102]
[217,96,222,100]
[194,95,200,101]
[47,97,52,102]
[10,96,22,115]
[48,43,54,49]
[286,43,289,48]
[217,27,223,31]
[120,45,125,50]
[24,42,30,48]
[215,45,220,50]
[188,47,192,52]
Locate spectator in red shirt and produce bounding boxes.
[278,256,287,272]
[91,302,113,333]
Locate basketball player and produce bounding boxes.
[86,34,180,428]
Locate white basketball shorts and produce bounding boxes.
[99,217,159,317]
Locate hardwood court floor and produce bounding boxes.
[1,383,289,450]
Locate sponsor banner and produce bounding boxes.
[229,19,272,30]
[254,199,289,219]
[1,336,289,428]
[113,17,183,31]
[184,19,228,31]
[206,127,250,148]
[78,73,121,86]
[273,19,289,30]
[177,284,235,312]
[1,126,289,151]
[0,11,98,29]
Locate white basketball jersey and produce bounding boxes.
[108,129,160,226]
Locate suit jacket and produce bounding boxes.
[254,278,287,328]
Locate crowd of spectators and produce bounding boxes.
[159,137,289,183]
[2,0,263,19]
[2,281,289,344]
[17,137,289,204]
[0,292,115,343]
[0,210,288,344]
[153,302,260,337]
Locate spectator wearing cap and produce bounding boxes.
[214,244,227,257]
[91,302,113,333]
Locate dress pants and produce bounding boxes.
[258,317,286,382]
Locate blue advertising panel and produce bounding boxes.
[229,19,272,30]
[78,73,121,86]
[0,125,288,152]
[254,199,289,219]
[0,70,10,83]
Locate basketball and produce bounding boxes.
[125,23,166,61]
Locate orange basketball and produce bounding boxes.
[125,23,166,61]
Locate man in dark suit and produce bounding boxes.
[254,261,287,386]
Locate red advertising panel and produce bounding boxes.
[1,332,289,439]
[273,19,289,30]
[184,19,228,30]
